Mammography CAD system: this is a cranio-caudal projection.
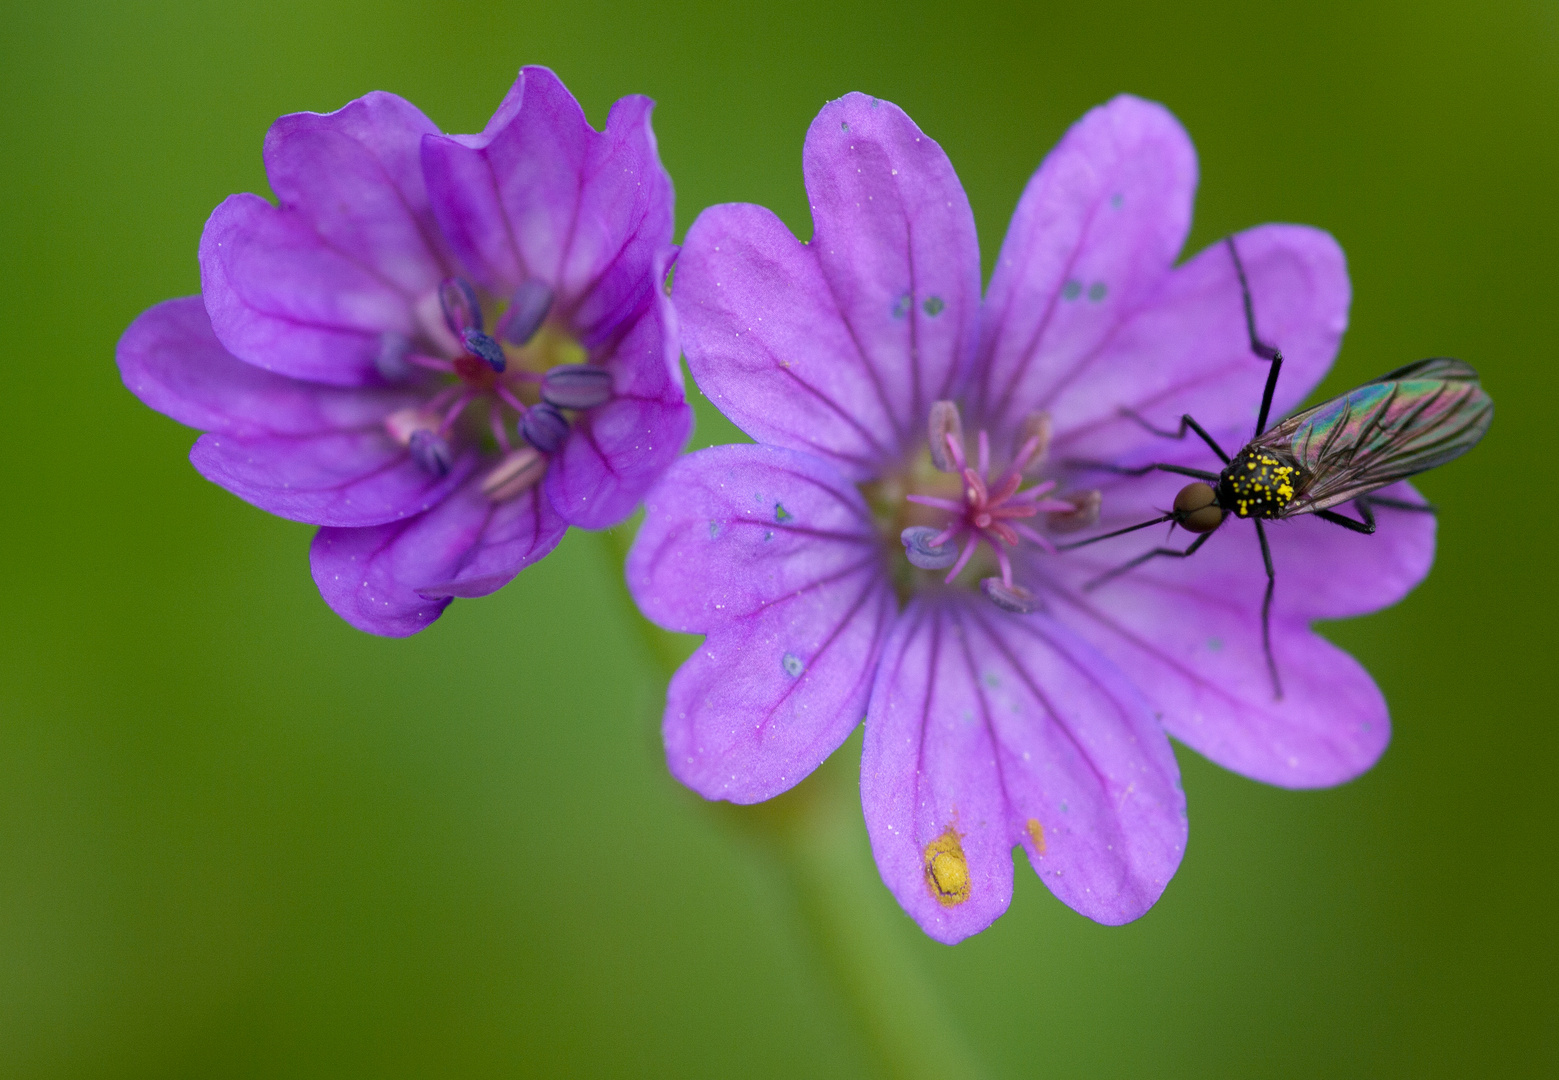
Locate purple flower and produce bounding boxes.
[119,68,692,635]
[627,94,1433,943]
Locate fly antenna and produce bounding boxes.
[1057,513,1173,551]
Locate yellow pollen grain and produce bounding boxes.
[923,826,971,907]
[1026,818,1046,854]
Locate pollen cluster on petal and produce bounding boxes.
[923,826,971,907]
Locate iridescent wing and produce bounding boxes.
[1256,357,1493,514]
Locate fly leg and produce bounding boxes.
[1228,235,1285,437]
[1117,409,1233,464]
[1255,519,1283,700]
[1363,494,1438,514]
[1317,494,1438,535]
[1063,459,1220,482]
[1316,502,1376,534]
[1081,529,1217,590]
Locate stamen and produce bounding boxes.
[541,365,614,410]
[480,447,546,501]
[462,330,507,373]
[994,545,1014,587]
[1013,411,1052,474]
[927,400,964,472]
[943,535,980,584]
[1012,522,1059,556]
[495,383,530,416]
[408,429,452,477]
[438,391,473,434]
[384,406,436,445]
[439,277,482,335]
[520,402,570,453]
[943,431,968,473]
[489,402,511,453]
[1047,489,1103,533]
[901,526,961,570]
[977,430,990,477]
[405,352,456,373]
[497,280,554,346]
[906,493,965,512]
[980,578,1043,614]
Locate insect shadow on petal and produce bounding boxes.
[1061,237,1494,699]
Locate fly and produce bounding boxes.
[1063,237,1494,699]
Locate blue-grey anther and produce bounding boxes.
[541,365,613,410]
[375,331,412,381]
[901,526,959,570]
[980,577,1043,614]
[462,330,507,373]
[408,428,453,477]
[439,277,482,335]
[520,402,570,453]
[497,280,554,345]
[927,400,964,472]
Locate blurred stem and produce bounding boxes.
[595,527,984,1080]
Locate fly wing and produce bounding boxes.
[1255,357,1492,514]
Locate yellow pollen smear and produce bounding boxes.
[1026,818,1046,854]
[511,322,588,373]
[923,827,971,907]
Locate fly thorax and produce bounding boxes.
[1218,447,1305,519]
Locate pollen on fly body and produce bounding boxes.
[1062,237,1494,699]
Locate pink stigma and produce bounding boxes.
[906,426,1073,587]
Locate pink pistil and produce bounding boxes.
[916,426,1067,585]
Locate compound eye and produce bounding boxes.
[1173,482,1217,514]
[1181,504,1225,534]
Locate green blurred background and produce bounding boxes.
[2,0,1555,1075]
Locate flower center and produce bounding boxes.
[866,402,1097,613]
[378,276,614,501]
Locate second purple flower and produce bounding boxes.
[119,67,692,635]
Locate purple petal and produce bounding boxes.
[310,473,567,636]
[200,92,451,386]
[861,597,1185,943]
[420,67,674,342]
[264,91,449,296]
[627,445,897,802]
[1046,502,1421,786]
[1049,225,1351,465]
[309,519,452,637]
[674,94,979,479]
[975,95,1197,438]
[546,255,692,529]
[117,297,421,437]
[191,430,475,528]
[200,193,421,387]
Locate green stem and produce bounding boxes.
[594,528,984,1080]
